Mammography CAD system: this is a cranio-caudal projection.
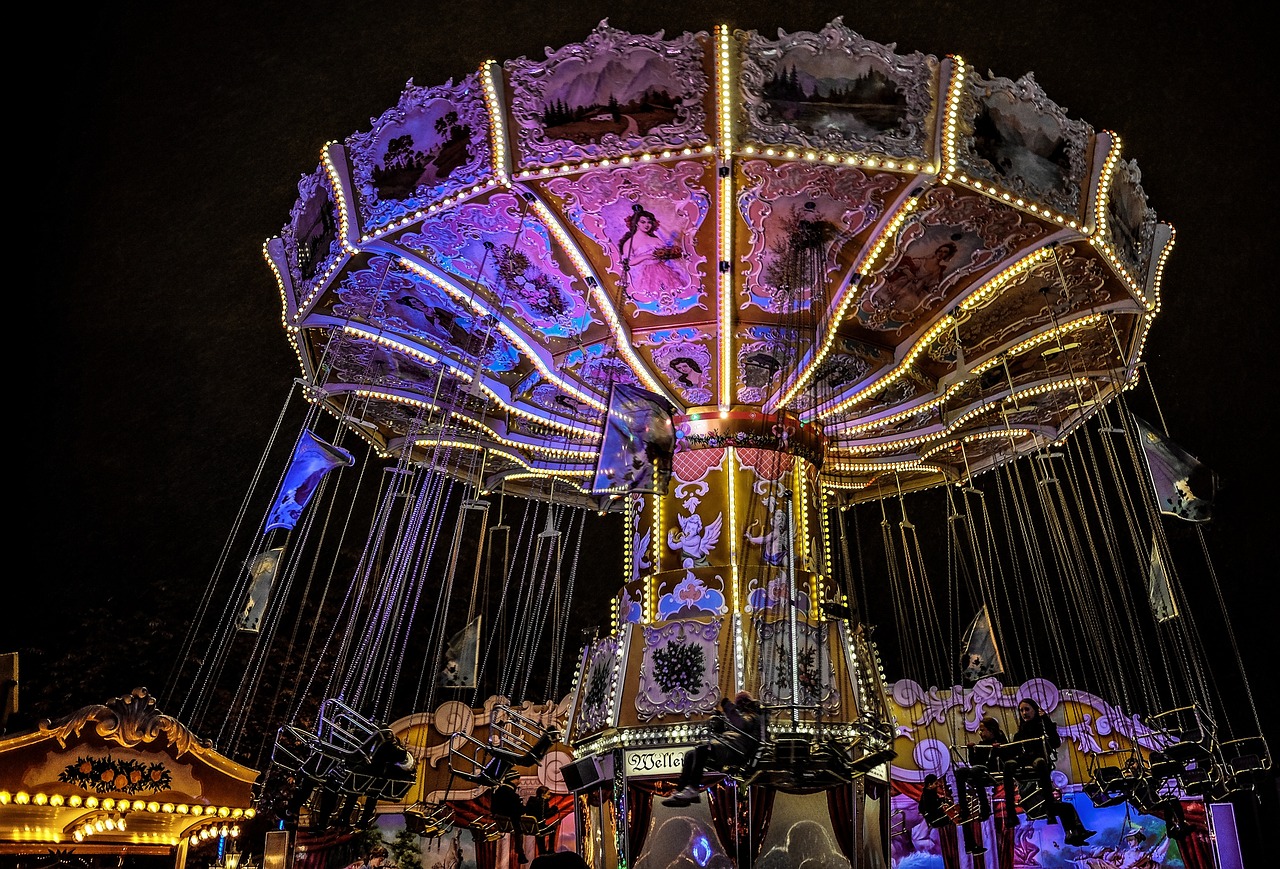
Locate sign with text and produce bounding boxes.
[624,746,688,778]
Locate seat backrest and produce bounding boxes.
[968,743,995,768]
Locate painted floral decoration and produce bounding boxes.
[651,639,705,695]
[59,754,173,794]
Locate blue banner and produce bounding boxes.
[264,428,354,533]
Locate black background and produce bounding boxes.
[16,0,1277,853]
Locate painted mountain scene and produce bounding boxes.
[507,23,708,162]
[761,52,908,140]
[539,48,686,143]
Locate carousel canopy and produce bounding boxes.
[266,18,1170,506]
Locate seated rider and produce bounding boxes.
[950,716,1006,855]
[918,774,955,828]
[355,726,416,780]
[662,690,764,807]
[1011,698,1095,847]
[957,716,1005,817]
[490,770,531,864]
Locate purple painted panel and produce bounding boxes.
[345,75,491,232]
[547,161,710,317]
[399,191,594,338]
[505,21,710,167]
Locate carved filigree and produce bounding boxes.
[345,74,492,233]
[39,688,210,757]
[281,166,344,298]
[1104,157,1159,285]
[954,71,1094,218]
[506,20,710,167]
[738,17,936,160]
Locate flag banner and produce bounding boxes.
[1132,414,1218,523]
[439,615,481,688]
[237,546,284,632]
[960,604,1004,683]
[592,383,676,496]
[1147,534,1179,622]
[264,429,355,533]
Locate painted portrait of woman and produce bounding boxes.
[616,203,693,311]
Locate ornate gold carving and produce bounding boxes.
[39,687,210,756]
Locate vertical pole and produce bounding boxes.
[785,488,800,729]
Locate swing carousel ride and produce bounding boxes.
[163,17,1267,869]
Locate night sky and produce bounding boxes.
[18,0,1277,834]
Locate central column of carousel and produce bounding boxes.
[565,409,897,869]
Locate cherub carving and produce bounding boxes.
[667,510,723,567]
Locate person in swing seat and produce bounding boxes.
[662,690,764,806]
[1011,697,1096,846]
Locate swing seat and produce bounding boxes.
[718,708,771,785]
[488,704,560,765]
[315,698,387,760]
[348,769,416,802]
[448,732,511,786]
[519,814,558,836]
[953,791,989,824]
[774,736,810,766]
[890,809,908,837]
[1085,749,1149,810]
[1083,782,1128,808]
[1176,760,1219,796]
[1015,780,1055,821]
[849,744,897,775]
[1221,736,1271,785]
[1002,734,1052,773]
[966,743,1002,776]
[1148,705,1217,763]
[1146,751,1181,781]
[470,819,504,842]
[925,814,955,830]
[405,802,455,838]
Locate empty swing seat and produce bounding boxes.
[404,801,454,838]
[1148,705,1217,763]
[1221,736,1271,786]
[1083,781,1129,809]
[1176,759,1219,797]
[1088,748,1140,798]
[1146,751,1181,782]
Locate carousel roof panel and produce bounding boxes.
[264,18,1172,505]
[503,21,714,169]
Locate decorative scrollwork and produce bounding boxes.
[39,687,209,757]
